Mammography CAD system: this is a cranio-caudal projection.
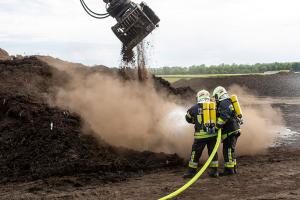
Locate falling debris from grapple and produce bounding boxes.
[80,0,160,51]
[121,44,135,63]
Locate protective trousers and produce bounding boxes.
[223,133,239,169]
[188,139,218,169]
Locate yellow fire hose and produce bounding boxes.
[158,129,222,200]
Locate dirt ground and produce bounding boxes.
[0,53,300,199]
[0,146,299,200]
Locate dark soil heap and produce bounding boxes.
[0,56,184,183]
[173,73,300,97]
[154,76,194,100]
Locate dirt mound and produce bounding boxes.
[0,56,183,183]
[0,48,10,60]
[173,73,300,97]
[0,56,61,99]
[37,55,194,100]
[154,76,194,102]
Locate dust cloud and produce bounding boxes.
[228,85,284,155]
[44,55,284,158]
[48,64,193,157]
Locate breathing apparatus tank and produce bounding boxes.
[230,95,243,119]
[209,102,217,133]
[202,102,210,132]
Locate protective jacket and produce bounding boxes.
[216,98,240,140]
[186,103,217,140]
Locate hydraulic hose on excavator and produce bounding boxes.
[159,129,222,200]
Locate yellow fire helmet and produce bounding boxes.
[212,86,229,101]
[196,90,210,103]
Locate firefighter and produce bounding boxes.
[183,90,219,179]
[212,86,241,176]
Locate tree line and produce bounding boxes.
[150,62,300,75]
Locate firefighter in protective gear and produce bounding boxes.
[212,86,241,176]
[183,90,219,179]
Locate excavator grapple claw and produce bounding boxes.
[111,2,160,50]
[81,0,160,50]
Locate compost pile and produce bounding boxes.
[173,73,300,97]
[154,76,194,98]
[0,55,189,183]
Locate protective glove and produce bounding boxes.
[185,115,195,124]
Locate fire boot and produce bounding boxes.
[233,159,238,174]
[220,168,235,176]
[183,168,197,179]
[234,165,238,174]
[209,167,219,178]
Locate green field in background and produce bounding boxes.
[157,74,258,83]
[156,70,292,83]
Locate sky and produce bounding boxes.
[0,0,300,67]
